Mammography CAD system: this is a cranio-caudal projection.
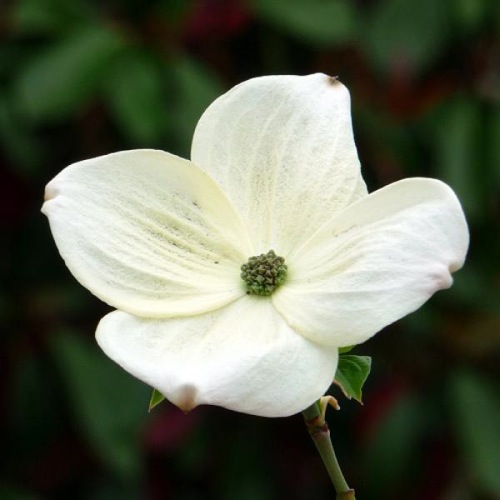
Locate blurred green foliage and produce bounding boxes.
[1,0,499,499]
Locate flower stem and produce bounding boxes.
[302,401,356,499]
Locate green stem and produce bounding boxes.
[302,401,356,499]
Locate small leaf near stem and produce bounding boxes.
[149,388,166,411]
[302,401,356,499]
[339,345,355,354]
[334,355,372,403]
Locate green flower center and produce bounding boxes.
[240,250,287,296]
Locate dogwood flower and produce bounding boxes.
[42,74,468,418]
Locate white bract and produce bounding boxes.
[42,74,469,417]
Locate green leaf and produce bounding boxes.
[169,56,223,156]
[489,103,500,189]
[432,97,483,221]
[334,354,371,403]
[0,94,44,172]
[362,394,430,495]
[50,330,148,479]
[149,388,166,411]
[11,0,94,35]
[450,0,488,33]
[16,26,125,122]
[448,370,500,495]
[339,345,355,354]
[363,0,448,75]
[103,50,169,145]
[251,0,357,46]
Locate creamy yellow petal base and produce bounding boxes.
[43,150,253,317]
[192,73,367,254]
[274,178,469,347]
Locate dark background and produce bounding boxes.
[1,0,499,499]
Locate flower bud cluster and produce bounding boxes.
[240,250,287,296]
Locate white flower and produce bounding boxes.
[42,74,469,417]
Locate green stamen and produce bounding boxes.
[240,250,287,296]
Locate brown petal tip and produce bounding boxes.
[174,384,199,413]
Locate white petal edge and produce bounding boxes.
[273,178,469,347]
[42,150,254,318]
[191,73,367,255]
[96,296,339,418]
